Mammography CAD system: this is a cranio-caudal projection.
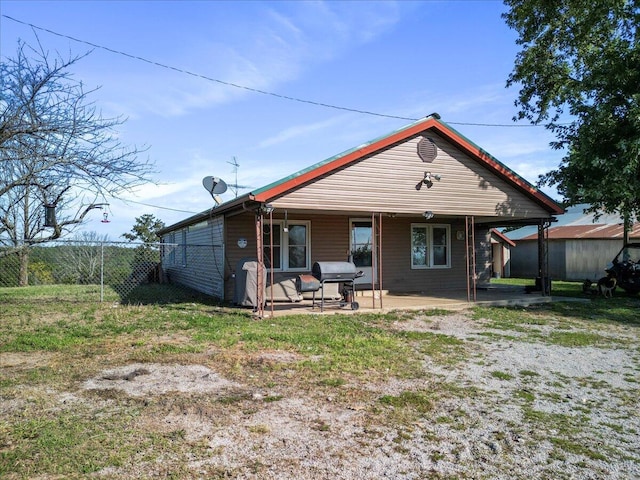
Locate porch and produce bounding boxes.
[256,283,554,317]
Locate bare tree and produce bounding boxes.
[59,231,110,285]
[0,39,154,285]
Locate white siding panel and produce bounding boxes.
[272,134,548,220]
[164,216,225,299]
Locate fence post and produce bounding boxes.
[100,242,104,302]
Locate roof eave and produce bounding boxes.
[252,116,564,215]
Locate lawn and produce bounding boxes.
[1,283,639,479]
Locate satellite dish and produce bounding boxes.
[202,176,228,205]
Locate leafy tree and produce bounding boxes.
[122,214,165,268]
[0,40,153,285]
[122,214,165,244]
[503,0,640,235]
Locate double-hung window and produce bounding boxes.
[411,224,450,269]
[263,221,310,271]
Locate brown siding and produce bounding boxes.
[224,212,490,298]
[224,212,258,301]
[224,213,353,301]
[380,217,470,292]
[271,133,549,220]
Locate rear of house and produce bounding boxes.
[159,115,563,307]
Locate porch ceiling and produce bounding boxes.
[240,206,557,228]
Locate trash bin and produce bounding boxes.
[234,258,266,307]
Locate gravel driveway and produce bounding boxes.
[80,308,640,479]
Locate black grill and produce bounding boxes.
[312,261,359,281]
[310,261,363,311]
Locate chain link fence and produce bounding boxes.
[0,239,220,303]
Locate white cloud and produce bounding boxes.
[79,1,405,120]
[257,116,346,148]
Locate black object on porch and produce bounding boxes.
[310,261,363,311]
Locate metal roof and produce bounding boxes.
[518,223,640,241]
[160,114,564,234]
[506,204,630,240]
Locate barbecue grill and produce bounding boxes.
[310,261,363,311]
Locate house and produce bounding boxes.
[509,221,640,281]
[158,114,564,312]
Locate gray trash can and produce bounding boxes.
[234,258,266,307]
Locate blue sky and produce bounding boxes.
[1,0,564,239]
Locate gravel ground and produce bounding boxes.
[81,311,640,479]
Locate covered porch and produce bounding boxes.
[256,283,554,317]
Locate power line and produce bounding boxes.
[113,197,200,214]
[2,14,547,128]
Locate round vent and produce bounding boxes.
[417,137,437,163]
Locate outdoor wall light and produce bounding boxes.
[423,211,434,220]
[422,171,442,188]
[237,237,248,248]
[258,203,274,215]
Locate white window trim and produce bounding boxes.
[264,220,311,272]
[180,229,187,266]
[410,223,451,269]
[166,233,176,265]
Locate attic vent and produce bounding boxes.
[417,137,437,163]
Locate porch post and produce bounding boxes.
[371,212,376,309]
[377,212,383,310]
[537,221,550,296]
[370,212,383,310]
[255,212,265,318]
[465,216,477,302]
[269,208,274,317]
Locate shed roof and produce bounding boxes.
[491,228,516,247]
[518,224,640,241]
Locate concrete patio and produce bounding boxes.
[257,284,556,317]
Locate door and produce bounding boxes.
[350,219,376,285]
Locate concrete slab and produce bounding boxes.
[255,285,560,318]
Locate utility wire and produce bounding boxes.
[113,197,200,214]
[3,14,546,128]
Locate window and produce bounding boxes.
[351,221,373,267]
[411,224,450,269]
[263,221,310,271]
[181,229,187,266]
[165,233,176,265]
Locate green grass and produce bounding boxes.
[490,277,587,297]
[1,283,639,478]
[0,406,145,477]
[490,370,514,381]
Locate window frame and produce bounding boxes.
[410,223,451,269]
[180,229,187,266]
[263,220,311,272]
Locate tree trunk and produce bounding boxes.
[18,248,29,286]
[623,213,631,245]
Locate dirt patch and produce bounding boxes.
[0,351,55,369]
[83,363,239,397]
